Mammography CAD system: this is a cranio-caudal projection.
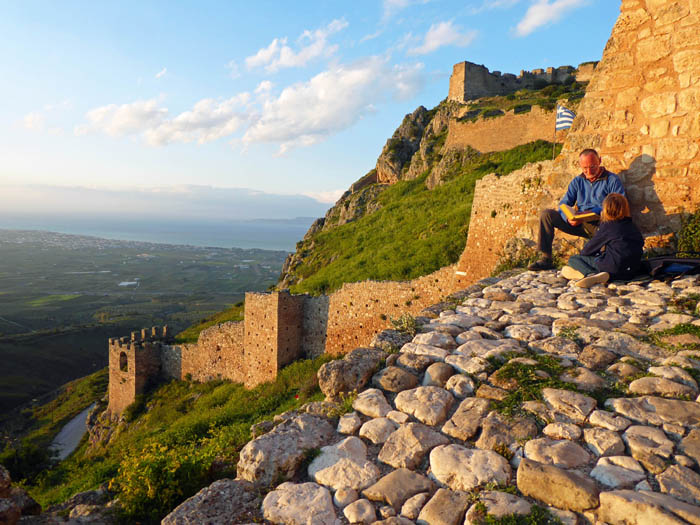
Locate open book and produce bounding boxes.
[560,204,600,223]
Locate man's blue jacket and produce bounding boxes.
[558,169,625,220]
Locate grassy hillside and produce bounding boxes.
[8,356,331,523]
[290,140,561,295]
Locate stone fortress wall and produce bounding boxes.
[457,0,700,285]
[107,266,459,417]
[448,61,596,103]
[445,105,569,153]
[109,0,700,416]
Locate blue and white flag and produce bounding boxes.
[556,105,576,130]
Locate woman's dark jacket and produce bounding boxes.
[580,217,644,276]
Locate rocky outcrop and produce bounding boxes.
[376,107,432,184]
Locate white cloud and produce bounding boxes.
[242,57,425,154]
[360,30,383,43]
[245,19,348,72]
[75,95,253,145]
[255,80,274,94]
[515,0,588,36]
[144,94,252,146]
[303,189,345,203]
[383,0,430,19]
[226,60,241,79]
[23,111,45,130]
[408,21,477,55]
[155,67,167,79]
[75,99,168,137]
[470,0,520,13]
[76,57,425,153]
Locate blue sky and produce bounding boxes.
[0,0,620,215]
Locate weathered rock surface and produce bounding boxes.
[237,413,335,486]
[372,367,419,393]
[353,389,393,418]
[378,423,449,469]
[394,386,454,426]
[363,469,435,511]
[523,438,592,468]
[262,482,336,525]
[318,348,387,400]
[429,444,511,491]
[598,490,700,525]
[162,479,261,524]
[308,437,381,491]
[518,458,599,512]
[416,488,469,525]
[475,412,538,451]
[464,491,532,525]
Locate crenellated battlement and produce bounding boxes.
[448,60,596,103]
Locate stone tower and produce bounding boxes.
[107,327,168,416]
[243,290,304,387]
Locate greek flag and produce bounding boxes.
[556,105,576,130]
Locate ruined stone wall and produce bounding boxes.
[445,106,568,153]
[456,0,700,285]
[179,321,246,383]
[323,265,458,355]
[455,161,560,284]
[448,61,578,103]
[275,291,304,368]
[575,62,598,82]
[301,295,329,359]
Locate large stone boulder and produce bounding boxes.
[161,479,261,524]
[262,482,336,525]
[598,490,700,525]
[516,458,598,512]
[237,413,335,486]
[318,348,387,401]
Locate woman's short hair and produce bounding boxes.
[601,193,631,222]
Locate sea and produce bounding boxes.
[0,215,317,252]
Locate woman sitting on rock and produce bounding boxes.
[561,193,643,288]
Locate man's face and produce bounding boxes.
[579,153,602,181]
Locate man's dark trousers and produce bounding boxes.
[538,209,598,257]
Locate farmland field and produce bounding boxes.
[0,229,287,413]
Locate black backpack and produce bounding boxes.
[641,252,700,279]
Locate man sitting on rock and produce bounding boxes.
[528,148,626,271]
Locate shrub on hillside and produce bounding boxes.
[111,441,217,522]
[678,207,700,254]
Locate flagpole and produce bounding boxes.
[553,105,557,160]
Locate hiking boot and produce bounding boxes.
[576,272,610,288]
[528,257,554,271]
[561,265,584,280]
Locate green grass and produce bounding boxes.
[20,355,332,523]
[458,81,587,122]
[174,302,245,343]
[1,368,108,483]
[289,140,559,295]
[27,295,80,307]
[645,323,700,351]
